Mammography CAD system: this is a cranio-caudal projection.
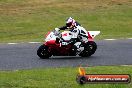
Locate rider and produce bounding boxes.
[55,17,89,55]
[59,17,81,31]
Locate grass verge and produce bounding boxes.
[0,65,132,88]
[0,0,132,43]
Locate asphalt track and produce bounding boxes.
[0,39,132,70]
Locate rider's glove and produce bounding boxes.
[55,28,60,31]
[54,28,60,36]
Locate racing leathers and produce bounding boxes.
[69,26,88,45]
[59,21,81,30]
[55,24,89,55]
[68,26,89,55]
[57,24,88,45]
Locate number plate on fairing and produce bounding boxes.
[61,42,68,45]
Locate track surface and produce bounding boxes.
[0,39,132,70]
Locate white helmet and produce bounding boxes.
[66,17,76,27]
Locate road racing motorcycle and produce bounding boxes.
[37,29,100,59]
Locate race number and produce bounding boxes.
[61,42,68,45]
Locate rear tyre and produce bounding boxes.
[37,45,51,59]
[69,45,77,56]
[88,41,97,56]
[79,41,97,57]
[79,43,91,57]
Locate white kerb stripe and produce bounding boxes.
[120,65,129,66]
[28,42,41,44]
[128,38,132,39]
[8,43,18,45]
[104,39,116,40]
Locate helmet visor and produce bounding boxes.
[66,22,72,27]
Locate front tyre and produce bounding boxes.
[37,45,51,59]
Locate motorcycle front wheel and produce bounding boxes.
[37,45,51,59]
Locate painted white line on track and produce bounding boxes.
[5,38,132,45]
[120,65,129,66]
[28,42,41,44]
[128,38,132,39]
[104,39,116,40]
[8,43,18,45]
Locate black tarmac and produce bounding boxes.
[0,39,132,70]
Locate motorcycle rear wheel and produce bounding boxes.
[79,43,91,57]
[88,41,97,56]
[79,41,97,57]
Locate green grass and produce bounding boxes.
[0,0,132,43]
[0,66,132,88]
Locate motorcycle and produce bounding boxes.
[37,29,100,59]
